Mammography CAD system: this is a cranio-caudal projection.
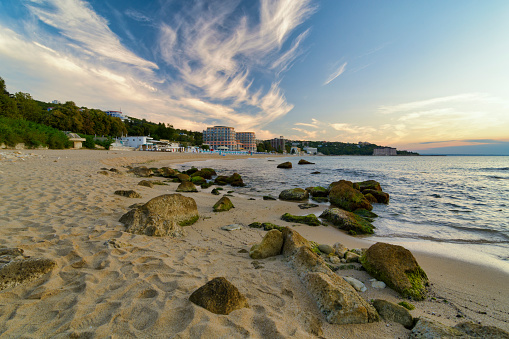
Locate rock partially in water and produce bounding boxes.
[328,180,372,212]
[189,277,249,315]
[298,159,315,165]
[277,161,292,169]
[320,208,375,235]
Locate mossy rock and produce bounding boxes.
[363,189,390,204]
[279,188,309,201]
[355,180,382,192]
[309,186,328,197]
[114,190,142,198]
[185,167,199,175]
[277,161,292,169]
[248,222,262,228]
[176,181,198,192]
[364,193,378,203]
[191,168,217,179]
[360,242,428,300]
[281,213,321,226]
[211,188,221,195]
[213,196,234,212]
[201,182,213,189]
[177,173,191,182]
[320,208,375,235]
[328,180,372,212]
[262,223,285,231]
[398,301,415,310]
[190,176,206,185]
[214,175,229,185]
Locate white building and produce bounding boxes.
[118,136,154,150]
[303,147,318,155]
[105,110,128,121]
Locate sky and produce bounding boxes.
[0,0,508,154]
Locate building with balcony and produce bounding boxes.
[105,110,128,121]
[236,132,256,152]
[203,126,237,151]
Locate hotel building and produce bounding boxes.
[203,126,256,152]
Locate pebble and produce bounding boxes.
[370,279,386,289]
[221,224,242,231]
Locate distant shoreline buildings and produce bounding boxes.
[202,126,256,152]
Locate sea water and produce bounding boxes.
[177,156,509,271]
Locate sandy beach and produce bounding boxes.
[0,149,507,338]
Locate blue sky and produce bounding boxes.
[0,0,508,154]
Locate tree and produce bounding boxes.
[15,92,42,122]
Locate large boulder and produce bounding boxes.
[119,194,198,237]
[249,229,284,259]
[319,208,375,235]
[361,242,428,300]
[328,180,372,212]
[138,180,154,188]
[277,161,292,169]
[281,213,321,226]
[189,277,248,315]
[213,196,234,212]
[280,229,379,325]
[279,188,309,201]
[411,318,509,338]
[372,299,414,329]
[363,189,390,204]
[176,181,198,192]
[302,272,379,324]
[0,258,56,290]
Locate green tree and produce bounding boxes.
[15,92,42,122]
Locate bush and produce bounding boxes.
[0,117,71,149]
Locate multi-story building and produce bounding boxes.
[270,136,286,152]
[203,126,237,151]
[373,147,397,156]
[203,126,257,152]
[236,132,256,152]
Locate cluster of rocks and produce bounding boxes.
[125,165,245,192]
[276,159,315,168]
[277,179,390,235]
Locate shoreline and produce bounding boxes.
[0,149,507,337]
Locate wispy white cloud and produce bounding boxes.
[378,93,500,115]
[25,0,158,71]
[323,62,347,85]
[0,0,316,135]
[158,0,315,128]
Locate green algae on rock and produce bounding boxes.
[360,242,429,300]
[281,212,321,226]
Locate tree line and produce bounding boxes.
[0,76,203,148]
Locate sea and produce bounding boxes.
[177,155,509,272]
